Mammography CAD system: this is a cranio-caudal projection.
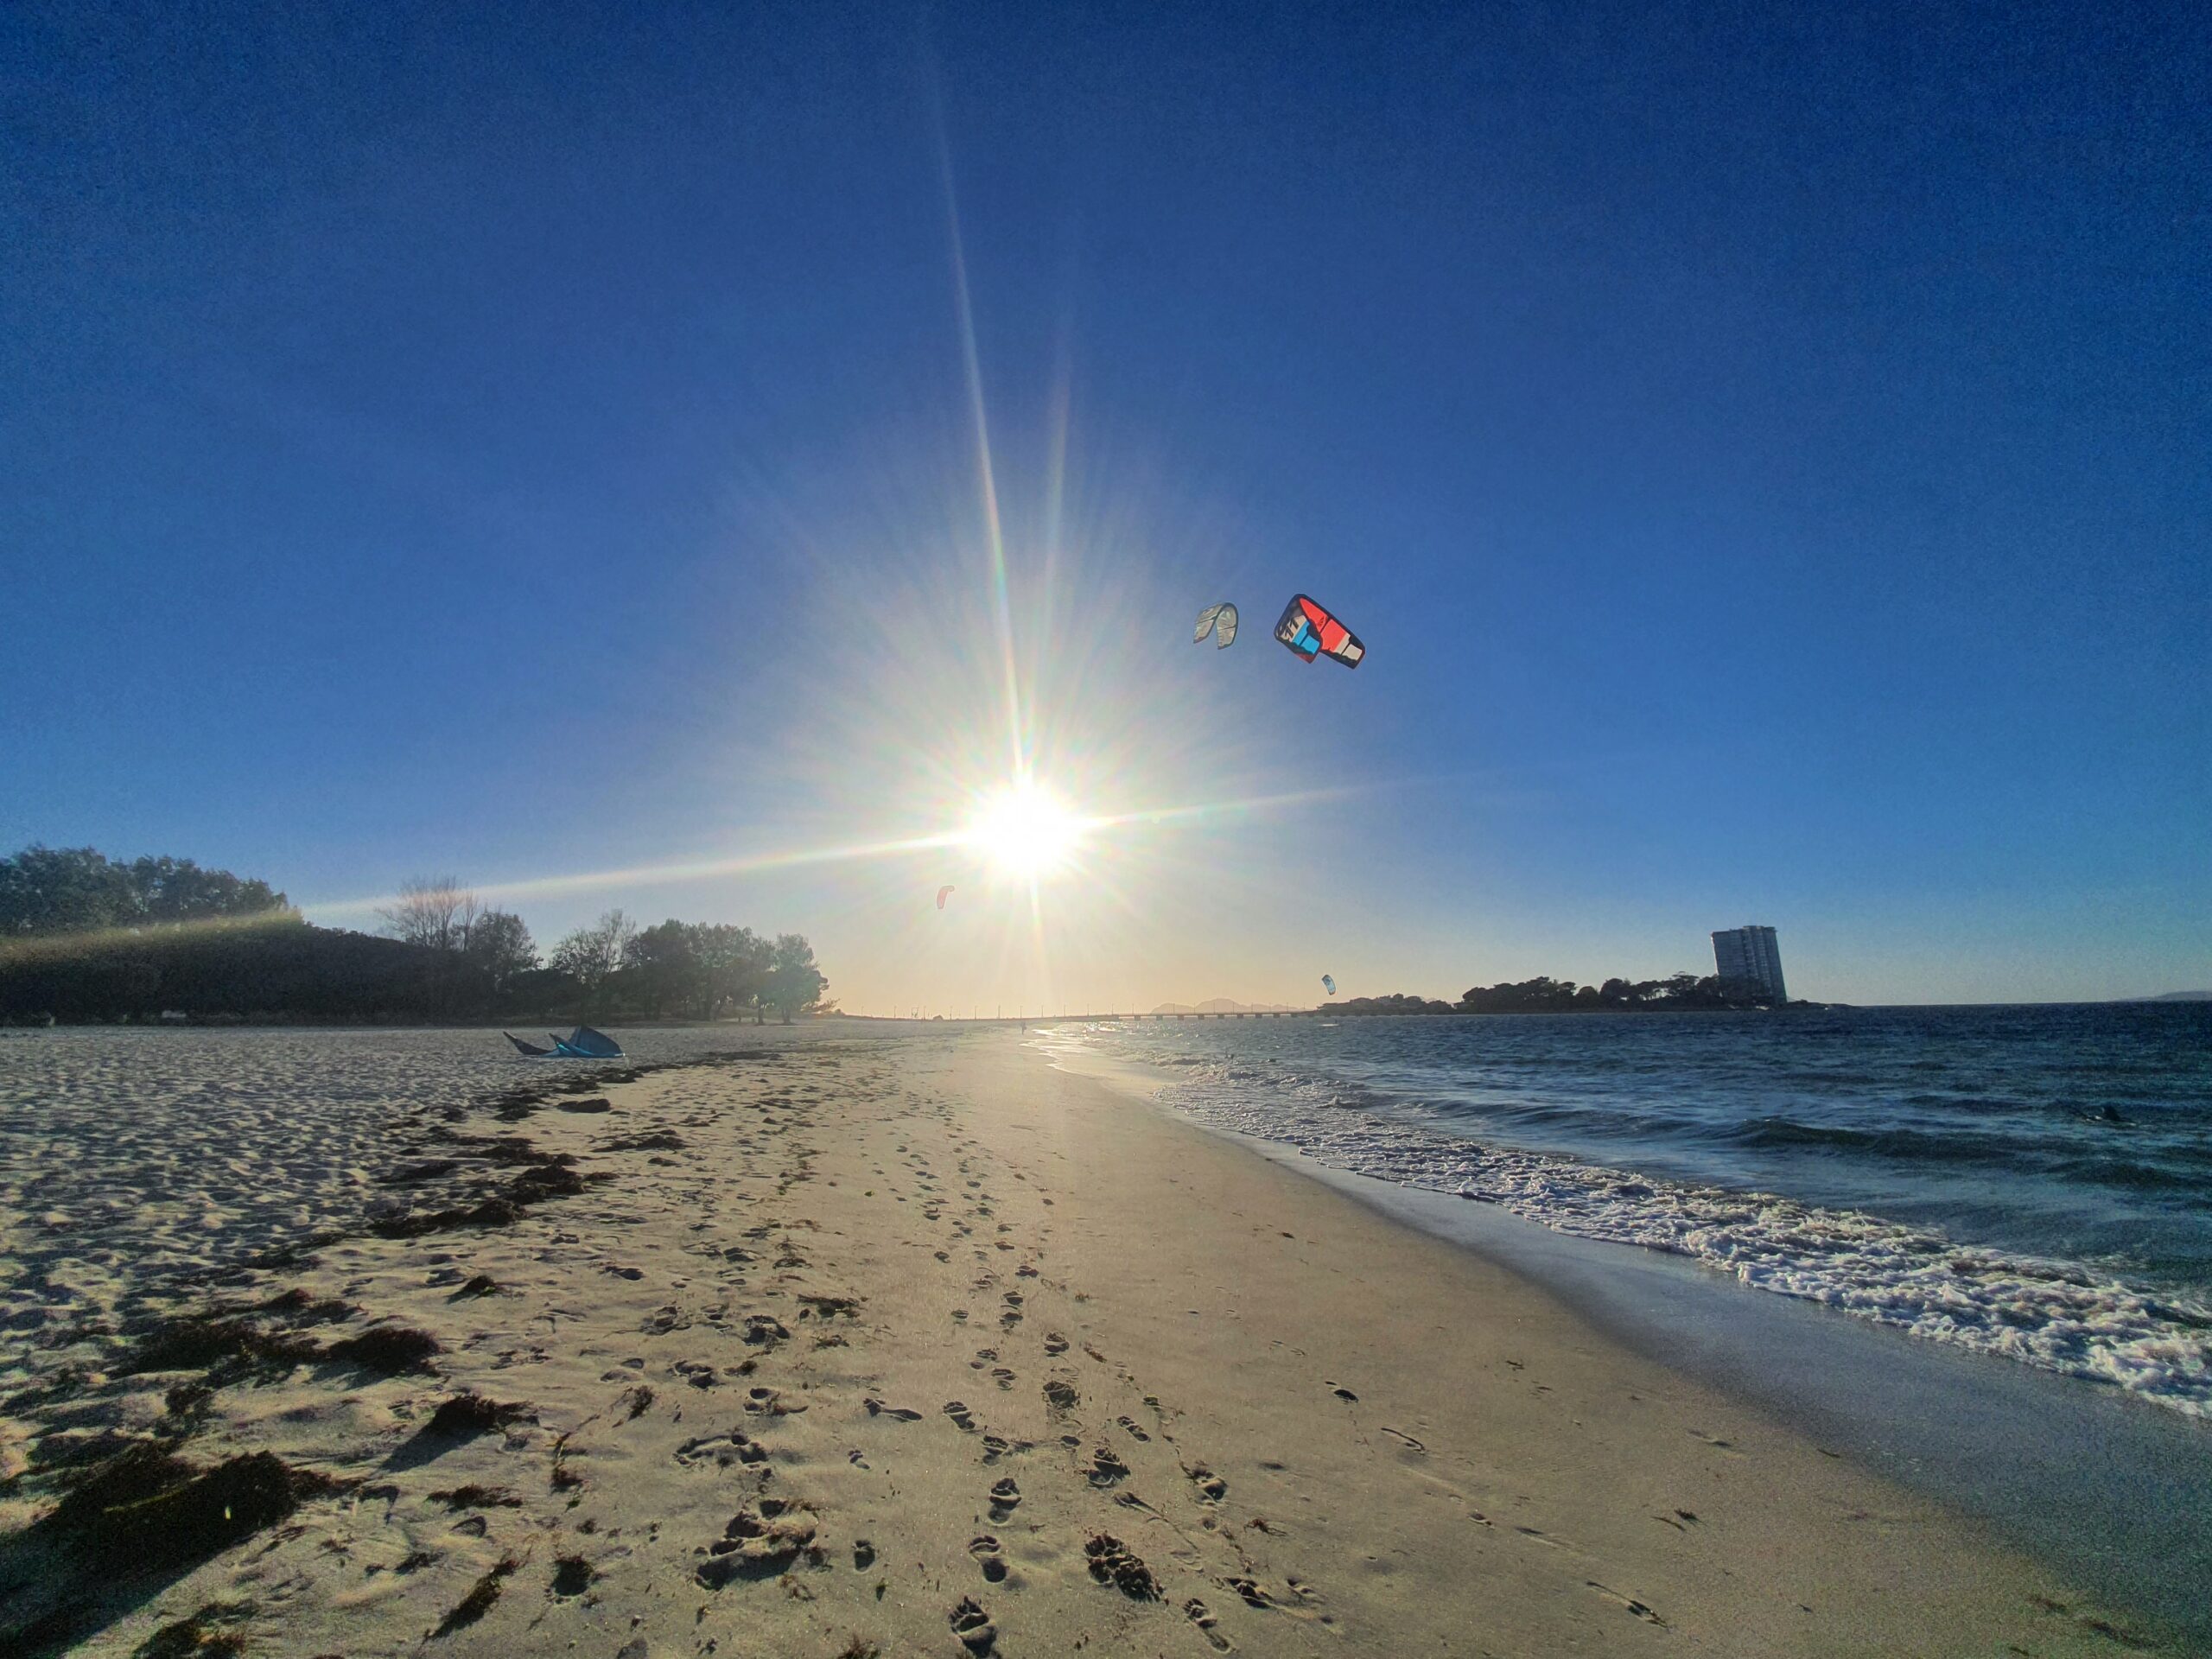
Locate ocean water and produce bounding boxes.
[1058,1003,2212,1417]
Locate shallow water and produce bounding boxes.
[1058,1003,2212,1416]
[0,1025,772,1378]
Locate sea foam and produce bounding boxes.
[1120,1044,2212,1418]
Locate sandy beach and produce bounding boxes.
[0,1028,2177,1656]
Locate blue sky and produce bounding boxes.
[4,2,2205,1010]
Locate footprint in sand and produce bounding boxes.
[1185,1597,1232,1651]
[1223,1574,1272,1608]
[969,1534,1009,1581]
[1084,1532,1160,1599]
[1115,1414,1151,1441]
[1587,1580,1667,1625]
[1044,1332,1070,1356]
[674,1432,766,1468]
[852,1539,876,1570]
[988,1477,1021,1520]
[992,1367,1016,1391]
[1185,1464,1227,1503]
[949,1597,997,1655]
[944,1401,979,1431]
[1043,1379,1079,1414]
[863,1398,923,1422]
[1086,1445,1131,1486]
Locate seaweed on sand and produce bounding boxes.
[423,1393,533,1438]
[131,1599,256,1658]
[118,1317,320,1380]
[48,1446,340,1571]
[432,1556,518,1637]
[325,1325,442,1375]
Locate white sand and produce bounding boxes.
[0,1028,2177,1656]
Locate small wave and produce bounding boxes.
[2051,1157,2208,1193]
[1728,1116,2026,1167]
[1733,1116,1882,1149]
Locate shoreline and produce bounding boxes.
[0,1027,2190,1655]
[1041,1030,2212,1642]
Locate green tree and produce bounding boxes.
[127,855,290,925]
[0,846,290,938]
[691,924,771,1020]
[763,932,826,1023]
[623,919,700,1017]
[463,910,537,996]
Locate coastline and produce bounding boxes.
[0,1027,2185,1655]
[1042,1031,2212,1642]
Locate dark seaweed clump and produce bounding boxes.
[325,1325,442,1374]
[254,1288,355,1325]
[131,1599,255,1658]
[423,1394,533,1438]
[371,1197,524,1238]
[432,1557,518,1637]
[427,1484,521,1510]
[118,1317,321,1382]
[48,1446,339,1572]
[600,1130,684,1152]
[505,1163,588,1202]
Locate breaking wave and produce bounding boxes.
[1081,1038,2212,1419]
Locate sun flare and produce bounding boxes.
[966,780,1085,881]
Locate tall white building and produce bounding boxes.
[1713,925,1788,1001]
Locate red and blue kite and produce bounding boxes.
[1274,594,1364,668]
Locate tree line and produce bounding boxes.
[0,849,828,1026]
[1333,973,1786,1016]
[374,877,826,1023]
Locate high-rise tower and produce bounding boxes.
[1713,925,1787,1001]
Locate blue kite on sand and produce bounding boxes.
[505,1026,625,1059]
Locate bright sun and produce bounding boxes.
[967,780,1085,880]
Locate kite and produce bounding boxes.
[1322,974,1336,995]
[1274,594,1364,668]
[506,1026,625,1058]
[1193,602,1238,648]
[937,885,955,910]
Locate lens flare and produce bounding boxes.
[965,780,1085,881]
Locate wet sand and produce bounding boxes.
[0,1029,2177,1656]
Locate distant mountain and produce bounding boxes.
[2141,990,2212,1002]
[1150,997,1300,1015]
